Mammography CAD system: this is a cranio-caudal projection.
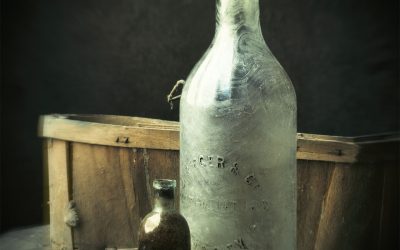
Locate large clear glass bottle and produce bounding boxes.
[180,0,297,249]
[138,179,191,250]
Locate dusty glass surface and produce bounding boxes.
[138,179,191,250]
[180,0,297,249]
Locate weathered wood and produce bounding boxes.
[39,114,399,250]
[43,140,50,225]
[47,139,73,250]
[297,160,334,250]
[130,148,152,221]
[377,161,399,250]
[39,114,399,164]
[118,148,141,246]
[69,143,180,250]
[314,162,384,250]
[39,114,180,151]
[72,143,139,249]
[297,134,359,163]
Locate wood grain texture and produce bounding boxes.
[39,114,179,151]
[47,139,73,250]
[42,140,50,225]
[71,143,138,249]
[39,114,399,164]
[69,143,180,249]
[41,115,399,250]
[314,162,384,250]
[130,148,152,220]
[377,161,399,250]
[297,160,334,250]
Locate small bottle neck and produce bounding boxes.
[153,189,176,212]
[216,0,261,34]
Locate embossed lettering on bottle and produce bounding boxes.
[180,0,297,249]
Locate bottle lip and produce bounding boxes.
[153,179,176,190]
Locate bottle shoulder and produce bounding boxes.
[185,34,293,91]
[140,210,190,230]
[181,33,296,113]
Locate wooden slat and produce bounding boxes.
[47,139,73,250]
[296,135,359,163]
[39,115,179,151]
[72,143,138,249]
[42,140,50,225]
[39,114,399,164]
[64,114,179,127]
[352,132,400,143]
[314,162,384,250]
[118,148,141,246]
[131,148,152,220]
[297,160,334,250]
[378,162,399,249]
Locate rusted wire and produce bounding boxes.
[167,79,185,110]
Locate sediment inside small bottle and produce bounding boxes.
[138,211,191,250]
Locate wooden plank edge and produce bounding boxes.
[296,151,357,163]
[38,115,180,150]
[48,139,73,250]
[352,132,400,144]
[43,114,179,127]
[39,115,399,164]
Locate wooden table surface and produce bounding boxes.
[0,225,139,250]
[0,225,50,250]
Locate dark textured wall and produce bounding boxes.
[1,0,398,231]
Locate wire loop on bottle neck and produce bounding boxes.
[167,80,185,110]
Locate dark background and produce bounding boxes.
[1,0,398,232]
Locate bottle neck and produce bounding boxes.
[153,189,176,212]
[216,0,261,35]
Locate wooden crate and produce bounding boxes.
[38,114,399,250]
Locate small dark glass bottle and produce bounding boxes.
[138,179,191,250]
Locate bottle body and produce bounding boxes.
[180,0,297,249]
[138,180,191,250]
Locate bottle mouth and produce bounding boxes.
[153,179,176,190]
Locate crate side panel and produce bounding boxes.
[314,162,384,250]
[297,160,334,250]
[71,143,138,249]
